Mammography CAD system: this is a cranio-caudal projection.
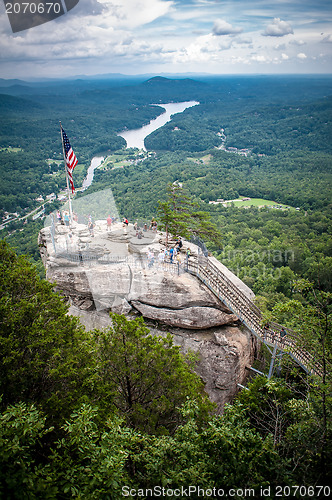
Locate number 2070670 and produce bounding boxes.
[275,485,330,497]
[5,2,62,14]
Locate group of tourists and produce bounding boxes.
[146,237,192,268]
[149,219,158,231]
[263,322,288,345]
[146,247,180,268]
[55,213,193,265]
[56,209,78,226]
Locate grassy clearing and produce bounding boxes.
[0,147,22,153]
[187,154,211,164]
[46,159,62,165]
[102,153,134,169]
[229,197,294,209]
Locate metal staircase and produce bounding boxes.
[185,254,321,376]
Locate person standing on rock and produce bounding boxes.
[64,211,70,227]
[147,249,154,268]
[175,237,183,252]
[169,247,174,263]
[158,250,165,265]
[88,219,94,237]
[107,215,112,232]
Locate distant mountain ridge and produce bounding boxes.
[143,76,206,88]
[0,78,32,87]
[0,93,42,112]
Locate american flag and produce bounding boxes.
[61,127,78,193]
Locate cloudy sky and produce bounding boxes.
[0,0,331,79]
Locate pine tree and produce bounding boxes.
[157,182,222,246]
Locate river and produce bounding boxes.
[82,156,104,190]
[117,101,199,150]
[82,101,199,190]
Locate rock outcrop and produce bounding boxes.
[131,301,238,329]
[149,325,257,411]
[39,218,257,412]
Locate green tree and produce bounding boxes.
[48,405,131,499]
[121,399,283,491]
[203,401,284,489]
[237,376,296,448]
[270,280,332,482]
[157,183,222,246]
[0,241,94,422]
[93,313,213,434]
[0,401,56,499]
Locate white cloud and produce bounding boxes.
[235,36,253,45]
[97,0,174,29]
[274,43,286,51]
[289,39,306,46]
[212,19,242,36]
[0,0,175,65]
[251,54,267,63]
[160,31,237,66]
[262,18,293,37]
[0,0,331,77]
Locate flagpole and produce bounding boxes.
[60,121,73,222]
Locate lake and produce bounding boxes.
[82,156,104,190]
[117,101,199,150]
[82,101,199,190]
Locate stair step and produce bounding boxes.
[189,256,321,376]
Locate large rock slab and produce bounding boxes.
[129,269,226,310]
[131,301,238,329]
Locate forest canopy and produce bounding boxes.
[0,242,331,496]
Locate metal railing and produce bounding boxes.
[185,255,322,376]
[56,251,184,275]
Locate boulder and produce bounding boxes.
[148,325,257,412]
[129,269,231,311]
[131,301,238,329]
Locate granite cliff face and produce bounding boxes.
[39,219,257,411]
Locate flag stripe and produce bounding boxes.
[61,127,78,193]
